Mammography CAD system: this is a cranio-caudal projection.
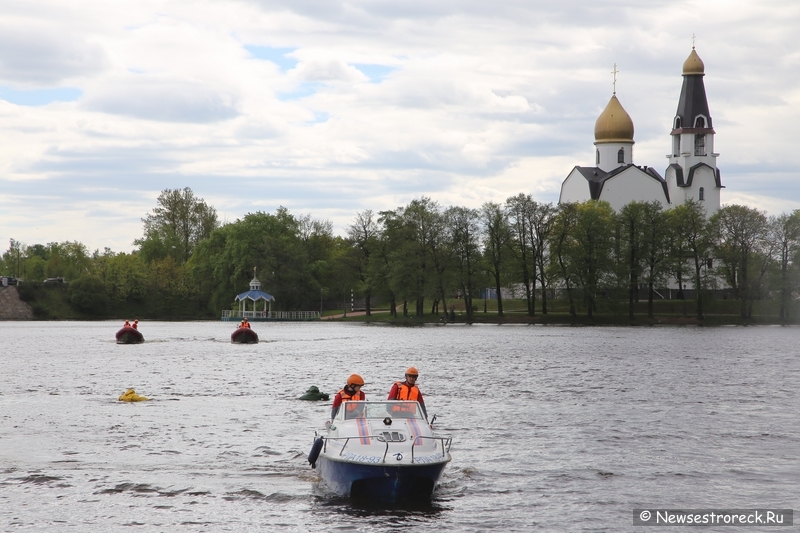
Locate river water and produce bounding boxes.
[1,321,797,532]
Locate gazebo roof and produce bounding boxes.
[235,290,275,302]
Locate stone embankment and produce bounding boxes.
[0,286,34,320]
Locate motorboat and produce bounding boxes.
[116,326,144,344]
[231,327,259,344]
[307,401,452,502]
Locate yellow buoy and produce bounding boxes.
[118,388,149,402]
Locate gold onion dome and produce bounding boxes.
[594,94,634,143]
[683,48,705,75]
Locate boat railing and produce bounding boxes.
[322,434,452,463]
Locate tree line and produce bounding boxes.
[3,187,800,321]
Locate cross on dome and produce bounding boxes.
[611,64,618,95]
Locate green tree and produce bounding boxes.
[528,201,556,315]
[640,201,670,318]
[481,202,513,317]
[770,211,800,321]
[571,201,616,318]
[549,202,580,316]
[187,208,319,315]
[617,202,647,319]
[668,200,712,320]
[506,194,536,316]
[710,205,770,319]
[346,210,380,315]
[445,205,482,321]
[135,187,219,264]
[67,276,109,315]
[380,198,442,317]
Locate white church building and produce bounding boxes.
[559,47,723,213]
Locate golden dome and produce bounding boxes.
[594,94,634,143]
[682,48,705,75]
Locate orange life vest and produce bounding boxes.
[338,388,365,402]
[393,382,420,402]
[338,388,365,415]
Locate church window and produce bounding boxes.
[699,187,705,201]
[694,134,706,156]
[673,135,680,156]
[617,147,624,164]
[596,149,599,165]
[675,117,682,129]
[694,117,705,128]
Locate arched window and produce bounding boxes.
[675,117,682,129]
[694,117,705,128]
[695,134,706,156]
[617,147,624,164]
[699,187,705,201]
[596,149,600,165]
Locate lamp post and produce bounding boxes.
[482,270,487,313]
[320,288,323,316]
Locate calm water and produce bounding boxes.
[1,321,798,532]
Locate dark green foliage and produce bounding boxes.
[67,277,109,315]
[16,282,41,302]
[5,192,800,323]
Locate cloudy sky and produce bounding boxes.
[1,0,799,253]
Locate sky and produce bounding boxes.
[1,0,799,254]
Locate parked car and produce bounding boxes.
[2,276,18,286]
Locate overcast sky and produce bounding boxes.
[1,0,799,253]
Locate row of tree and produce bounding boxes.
[4,187,800,321]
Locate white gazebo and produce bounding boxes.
[220,267,321,322]
[229,268,274,320]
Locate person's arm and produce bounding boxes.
[417,390,428,419]
[387,383,399,400]
[330,394,342,420]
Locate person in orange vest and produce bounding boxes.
[124,319,131,327]
[243,319,250,328]
[387,366,428,419]
[132,319,139,330]
[331,374,366,420]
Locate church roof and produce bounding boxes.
[594,95,634,143]
[574,164,669,202]
[673,47,713,133]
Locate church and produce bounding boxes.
[559,46,723,214]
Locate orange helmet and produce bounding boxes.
[347,374,365,386]
[405,366,419,377]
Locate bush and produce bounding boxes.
[67,277,109,315]
[16,282,41,302]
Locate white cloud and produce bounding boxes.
[82,74,240,123]
[1,0,799,254]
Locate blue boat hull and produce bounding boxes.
[317,455,448,502]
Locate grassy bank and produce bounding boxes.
[329,298,800,326]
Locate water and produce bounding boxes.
[1,321,798,531]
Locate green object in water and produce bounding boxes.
[299,385,330,401]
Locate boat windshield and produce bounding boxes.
[342,401,424,420]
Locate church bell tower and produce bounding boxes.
[665,44,723,214]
